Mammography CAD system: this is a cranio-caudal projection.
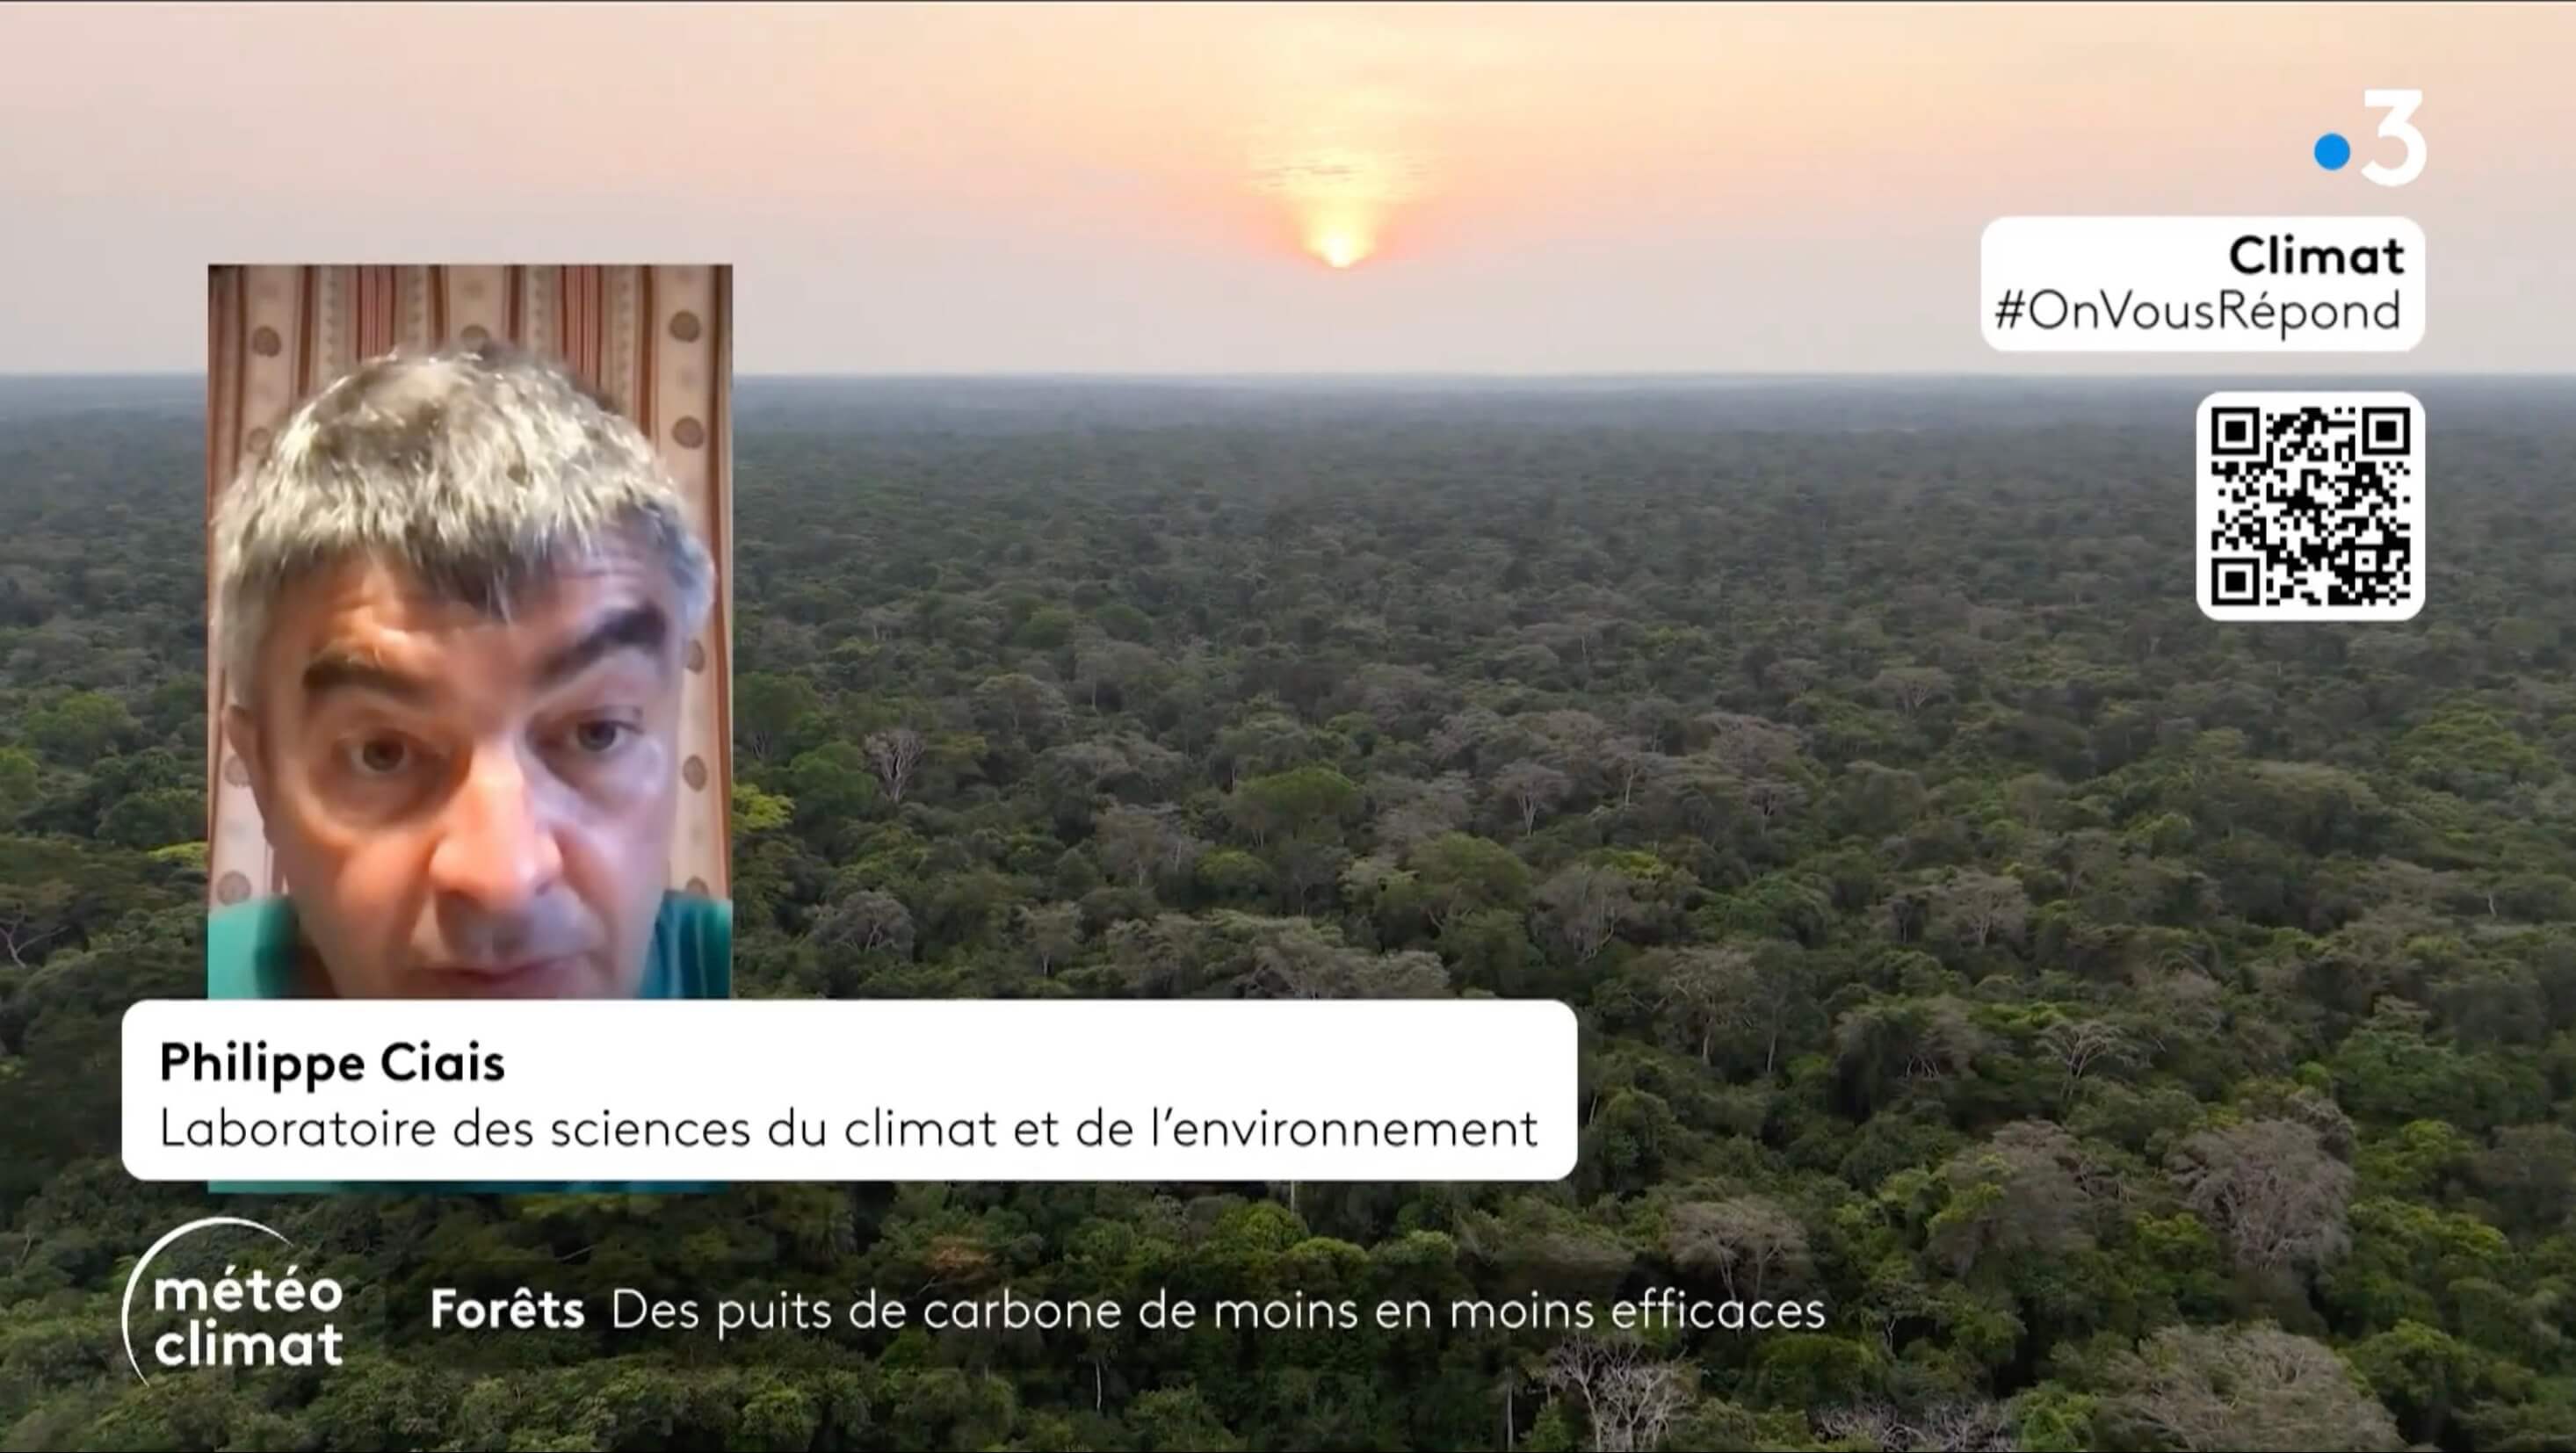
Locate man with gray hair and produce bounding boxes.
[208,341,728,1001]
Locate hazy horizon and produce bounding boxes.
[4,3,2570,374]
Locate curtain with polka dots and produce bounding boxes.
[204,264,734,908]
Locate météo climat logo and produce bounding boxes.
[120,1217,346,1381]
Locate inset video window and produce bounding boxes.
[204,265,734,1003]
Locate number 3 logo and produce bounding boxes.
[2362,90,2425,187]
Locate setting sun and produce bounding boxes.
[1251,107,1422,273]
[1289,196,1392,271]
[1312,228,1369,269]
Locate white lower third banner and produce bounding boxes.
[124,1000,1579,1182]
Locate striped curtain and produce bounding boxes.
[204,264,734,907]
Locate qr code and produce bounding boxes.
[2197,392,2424,621]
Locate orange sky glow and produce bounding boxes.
[0,3,2569,371]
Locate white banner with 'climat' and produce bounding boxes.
[1981,215,2426,352]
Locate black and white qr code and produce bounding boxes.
[2197,391,2425,621]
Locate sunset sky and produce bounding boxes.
[1,3,2568,372]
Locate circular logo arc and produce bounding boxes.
[121,1215,293,1383]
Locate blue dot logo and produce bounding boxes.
[2314,132,2352,170]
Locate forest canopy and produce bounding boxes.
[2,377,2572,1451]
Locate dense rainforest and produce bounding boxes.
[1,377,2572,1451]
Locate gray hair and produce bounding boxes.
[213,341,713,705]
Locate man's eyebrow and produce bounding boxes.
[539,603,671,689]
[302,652,433,705]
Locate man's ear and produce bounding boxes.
[222,702,271,818]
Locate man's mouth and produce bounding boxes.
[421,955,589,998]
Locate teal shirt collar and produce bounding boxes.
[207,891,729,1001]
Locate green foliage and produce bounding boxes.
[1408,833,1531,926]
[734,672,828,762]
[2394,705,2554,798]
[2355,1117,2474,1197]
[1194,847,1272,900]
[1232,764,1360,842]
[4,384,2572,1449]
[783,741,885,840]
[1095,601,1154,643]
[95,784,197,849]
[2008,1383,2102,1451]
[24,690,133,766]
[0,745,37,820]
[733,782,796,835]
[146,840,208,874]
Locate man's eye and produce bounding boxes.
[570,719,633,755]
[350,736,415,777]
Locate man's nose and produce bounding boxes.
[428,742,563,913]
